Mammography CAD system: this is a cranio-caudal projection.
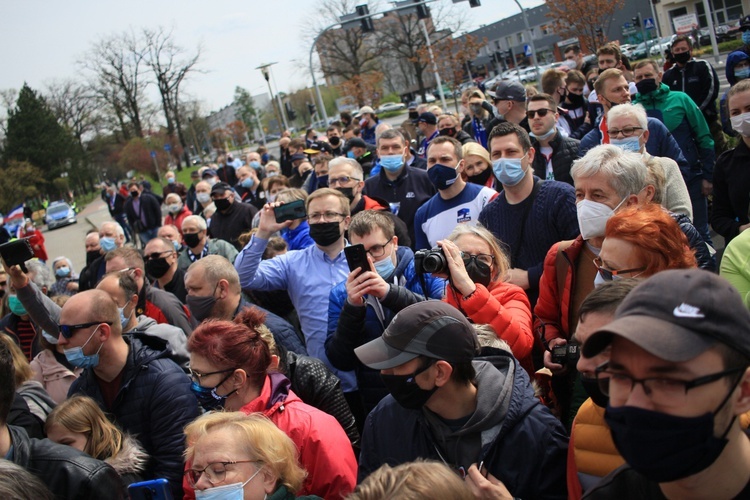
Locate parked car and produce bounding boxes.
[45,202,77,230]
[631,41,650,60]
[377,102,407,113]
[414,93,436,104]
[649,36,674,57]
[518,67,539,83]
[698,25,732,45]
[619,44,636,58]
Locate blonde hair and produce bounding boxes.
[184,412,306,494]
[447,224,510,282]
[462,142,491,165]
[348,460,473,500]
[0,335,33,387]
[46,395,123,461]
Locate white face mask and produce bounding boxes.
[194,465,262,500]
[730,112,750,137]
[576,197,627,240]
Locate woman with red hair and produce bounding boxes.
[594,203,697,285]
[185,307,357,499]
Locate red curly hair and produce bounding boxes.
[187,307,271,388]
[605,203,697,276]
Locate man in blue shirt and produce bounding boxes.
[234,188,358,402]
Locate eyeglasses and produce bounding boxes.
[308,212,346,223]
[328,175,361,187]
[460,252,494,268]
[188,367,235,384]
[593,257,645,281]
[143,250,174,261]
[595,362,745,408]
[185,461,261,488]
[608,126,643,138]
[526,108,554,119]
[57,321,112,340]
[365,240,393,258]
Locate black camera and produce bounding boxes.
[414,247,449,275]
[551,343,580,365]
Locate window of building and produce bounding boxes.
[505,35,513,48]
[517,32,524,43]
[695,0,743,26]
[541,24,551,36]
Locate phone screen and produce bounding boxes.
[344,244,369,276]
[273,200,306,224]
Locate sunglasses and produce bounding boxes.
[57,321,112,339]
[593,257,645,281]
[526,108,554,119]
[143,251,174,261]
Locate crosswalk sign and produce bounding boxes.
[644,17,655,30]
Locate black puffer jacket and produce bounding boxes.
[278,344,360,449]
[9,425,126,499]
[672,211,716,272]
[68,334,199,499]
[531,132,580,186]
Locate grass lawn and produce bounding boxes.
[145,165,203,197]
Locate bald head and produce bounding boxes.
[60,290,120,336]
[85,232,101,252]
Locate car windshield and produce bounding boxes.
[47,204,69,215]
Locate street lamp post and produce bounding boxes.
[257,62,287,135]
[513,0,541,90]
[309,30,332,125]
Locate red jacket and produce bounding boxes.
[534,236,586,344]
[164,207,193,236]
[183,373,357,500]
[20,228,47,262]
[444,280,534,372]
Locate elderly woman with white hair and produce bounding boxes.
[49,257,78,297]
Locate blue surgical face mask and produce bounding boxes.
[373,253,396,279]
[194,466,262,500]
[743,31,750,45]
[380,155,404,173]
[119,304,132,330]
[492,153,528,186]
[427,163,459,191]
[167,177,175,184]
[100,237,116,253]
[172,240,181,252]
[248,160,261,170]
[529,128,556,141]
[346,151,356,159]
[735,67,750,81]
[64,326,104,369]
[610,136,642,153]
[55,266,71,278]
[240,177,254,189]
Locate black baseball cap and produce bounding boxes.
[355,301,480,370]
[210,182,233,195]
[487,80,527,102]
[584,269,750,362]
[418,112,437,125]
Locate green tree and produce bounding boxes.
[3,84,76,178]
[0,161,45,213]
[234,86,259,136]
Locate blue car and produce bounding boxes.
[45,202,77,230]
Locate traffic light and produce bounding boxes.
[307,103,317,117]
[355,5,374,33]
[632,15,641,27]
[469,0,481,6]
[414,0,430,19]
[285,102,297,121]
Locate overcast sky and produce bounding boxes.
[1,0,542,113]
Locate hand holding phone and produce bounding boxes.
[0,239,34,274]
[273,199,306,224]
[344,244,371,277]
[128,479,173,500]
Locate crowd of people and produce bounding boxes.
[1,35,750,500]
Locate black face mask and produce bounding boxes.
[580,375,609,408]
[464,257,492,287]
[308,221,342,247]
[145,257,171,279]
[214,197,232,212]
[409,111,419,120]
[587,80,597,91]
[86,250,101,266]
[466,167,493,187]
[329,136,341,147]
[335,187,355,203]
[130,191,139,198]
[567,93,585,108]
[439,128,456,137]
[380,359,437,409]
[635,78,658,95]
[673,51,691,65]
[183,232,202,249]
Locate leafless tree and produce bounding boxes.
[143,27,202,168]
[44,79,100,149]
[81,30,149,139]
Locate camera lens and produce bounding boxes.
[422,253,447,274]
